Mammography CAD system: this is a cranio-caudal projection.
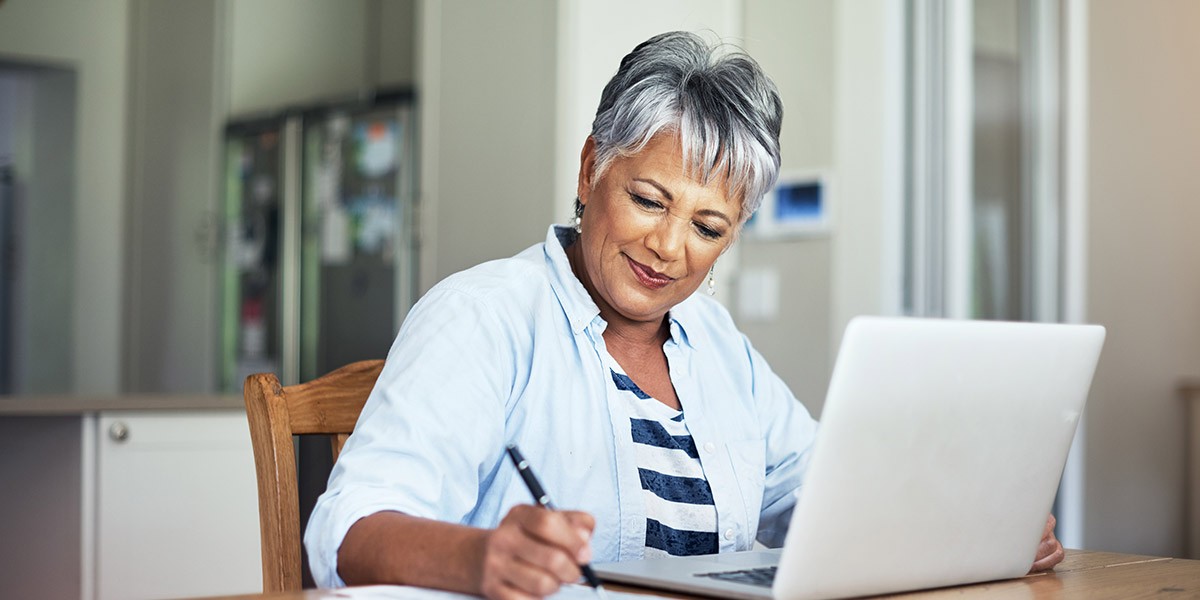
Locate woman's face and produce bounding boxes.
[573,133,741,328]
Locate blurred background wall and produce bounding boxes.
[0,0,1196,563]
[1084,0,1200,556]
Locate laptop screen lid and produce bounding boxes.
[773,316,1105,600]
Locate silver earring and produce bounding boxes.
[573,215,582,234]
[707,266,716,296]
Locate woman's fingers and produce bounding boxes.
[512,506,592,551]
[510,526,584,583]
[1030,541,1066,572]
[500,554,570,598]
[479,505,595,599]
[1029,514,1065,572]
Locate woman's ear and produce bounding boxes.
[577,137,597,206]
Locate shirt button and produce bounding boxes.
[703,442,716,454]
[724,528,735,541]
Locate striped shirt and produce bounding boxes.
[609,366,719,558]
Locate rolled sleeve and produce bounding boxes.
[304,285,513,588]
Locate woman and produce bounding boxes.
[306,32,1064,599]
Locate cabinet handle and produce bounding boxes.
[108,421,130,443]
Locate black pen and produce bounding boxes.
[505,444,609,600]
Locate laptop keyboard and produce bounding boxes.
[695,565,778,588]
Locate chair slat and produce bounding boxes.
[243,359,385,592]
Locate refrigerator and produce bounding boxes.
[220,91,418,394]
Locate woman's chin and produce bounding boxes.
[605,290,679,324]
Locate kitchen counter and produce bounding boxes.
[0,393,243,415]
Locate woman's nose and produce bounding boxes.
[646,213,687,260]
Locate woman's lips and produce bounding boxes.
[625,255,674,290]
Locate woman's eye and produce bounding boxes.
[694,223,722,240]
[632,195,663,210]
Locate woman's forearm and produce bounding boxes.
[337,511,490,594]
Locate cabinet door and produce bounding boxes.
[95,411,262,600]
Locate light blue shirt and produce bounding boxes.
[305,225,819,588]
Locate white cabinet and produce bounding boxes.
[93,411,262,600]
[0,405,264,600]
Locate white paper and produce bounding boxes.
[318,584,668,600]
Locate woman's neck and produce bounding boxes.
[604,314,669,351]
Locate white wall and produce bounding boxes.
[1084,0,1200,556]
[227,0,372,115]
[225,0,420,114]
[377,0,418,88]
[0,0,131,394]
[739,0,837,413]
[830,0,905,355]
[124,0,224,393]
[418,0,561,288]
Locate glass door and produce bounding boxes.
[971,0,1062,322]
[904,0,1063,322]
[219,117,293,391]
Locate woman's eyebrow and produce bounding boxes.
[633,178,673,201]
[696,208,732,226]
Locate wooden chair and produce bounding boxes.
[243,359,385,592]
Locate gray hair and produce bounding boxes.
[582,31,782,223]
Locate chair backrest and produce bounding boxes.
[243,359,385,593]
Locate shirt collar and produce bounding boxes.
[543,224,704,349]
[666,293,705,350]
[544,225,602,335]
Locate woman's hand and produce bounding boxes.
[1029,513,1065,572]
[479,505,596,600]
[337,509,593,598]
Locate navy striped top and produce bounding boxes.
[609,366,719,558]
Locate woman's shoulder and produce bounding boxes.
[430,243,548,299]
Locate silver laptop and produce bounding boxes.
[594,316,1105,600]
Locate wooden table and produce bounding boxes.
[189,549,1200,599]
